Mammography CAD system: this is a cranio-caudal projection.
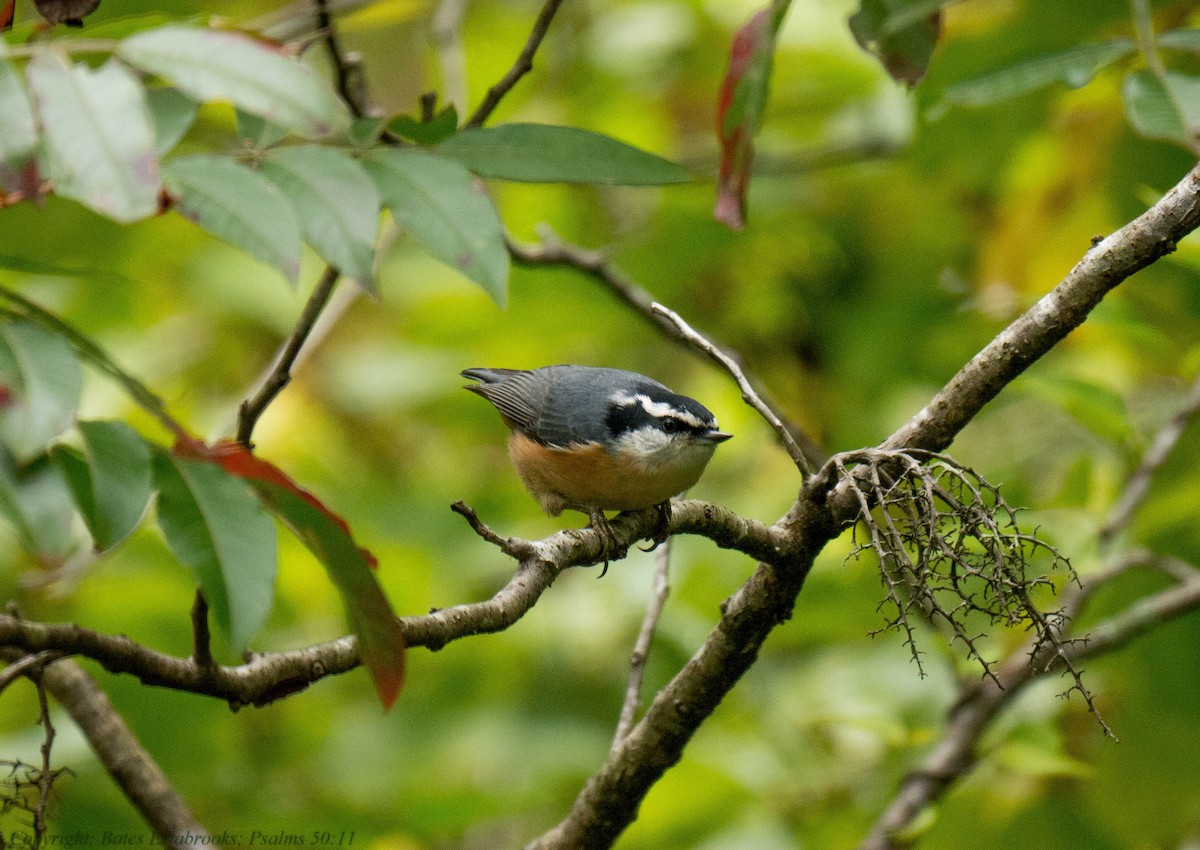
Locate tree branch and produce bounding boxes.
[529,163,1200,848]
[40,658,210,848]
[612,537,672,747]
[464,0,566,128]
[879,162,1200,460]
[0,500,779,704]
[236,265,342,445]
[508,229,826,470]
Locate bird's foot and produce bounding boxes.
[639,501,673,552]
[586,507,619,578]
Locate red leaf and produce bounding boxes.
[714,3,789,231]
[175,438,377,569]
[1,0,16,31]
[174,437,403,709]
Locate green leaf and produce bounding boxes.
[118,25,350,140]
[0,55,38,171]
[436,123,690,186]
[250,478,405,710]
[363,149,508,306]
[154,452,277,650]
[261,146,380,289]
[0,253,130,285]
[943,39,1136,107]
[1123,69,1200,148]
[236,108,288,149]
[0,319,82,462]
[0,451,80,565]
[347,116,387,147]
[850,0,943,87]
[1158,29,1200,53]
[145,86,198,156]
[388,105,459,145]
[52,420,152,551]
[25,51,160,223]
[162,154,302,281]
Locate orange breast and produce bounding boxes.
[507,431,703,515]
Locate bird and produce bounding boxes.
[462,365,732,555]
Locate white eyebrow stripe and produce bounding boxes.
[612,392,710,430]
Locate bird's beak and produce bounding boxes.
[704,429,733,443]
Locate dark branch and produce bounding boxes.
[508,230,826,470]
[236,265,341,445]
[465,0,566,127]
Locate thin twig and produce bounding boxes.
[508,230,825,470]
[1099,369,1200,546]
[465,0,566,127]
[33,677,55,847]
[652,302,811,474]
[0,651,64,695]
[612,538,672,747]
[190,591,213,669]
[236,265,343,445]
[37,657,209,847]
[313,0,370,117]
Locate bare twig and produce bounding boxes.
[612,538,672,747]
[190,591,213,669]
[33,677,55,846]
[858,367,1200,848]
[312,0,367,117]
[652,302,811,474]
[38,657,209,847]
[0,650,64,695]
[1100,369,1200,546]
[465,0,566,128]
[236,265,343,445]
[508,230,825,470]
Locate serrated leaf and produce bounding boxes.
[162,154,302,281]
[154,452,277,650]
[119,25,350,140]
[363,149,508,306]
[146,86,198,156]
[435,123,690,186]
[1123,69,1200,148]
[850,0,943,87]
[52,420,152,551]
[0,55,38,170]
[943,39,1136,107]
[261,146,380,289]
[388,105,458,145]
[25,51,159,222]
[0,319,82,462]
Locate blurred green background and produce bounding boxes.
[3,0,1200,847]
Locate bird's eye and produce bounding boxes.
[660,417,689,433]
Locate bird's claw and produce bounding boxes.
[638,501,672,552]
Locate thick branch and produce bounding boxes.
[884,162,1200,457]
[531,163,1200,848]
[39,658,208,847]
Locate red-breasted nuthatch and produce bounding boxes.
[463,365,732,544]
